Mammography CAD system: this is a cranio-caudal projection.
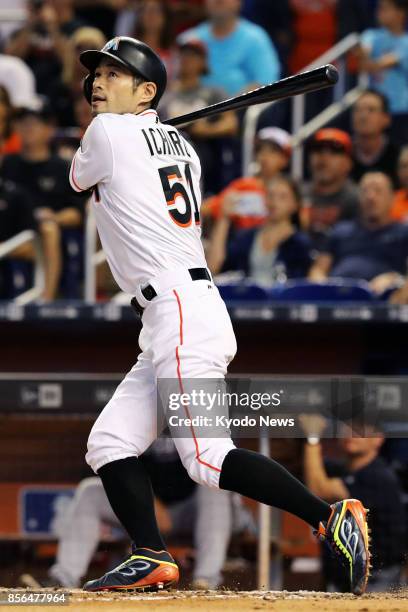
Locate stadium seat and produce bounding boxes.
[59,229,84,300]
[0,259,34,299]
[268,279,375,302]
[216,281,269,302]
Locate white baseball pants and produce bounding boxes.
[86,271,237,488]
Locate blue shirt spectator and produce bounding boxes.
[223,227,312,282]
[361,27,408,113]
[179,13,280,96]
[309,172,408,295]
[208,176,311,285]
[327,219,408,279]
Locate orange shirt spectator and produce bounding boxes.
[202,127,292,230]
[391,146,408,221]
[392,189,408,221]
[0,132,22,155]
[289,0,337,74]
[203,176,267,230]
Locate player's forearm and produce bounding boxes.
[207,217,231,275]
[54,207,82,227]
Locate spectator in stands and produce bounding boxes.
[1,106,86,301]
[391,145,408,221]
[53,95,93,162]
[202,127,292,230]
[309,172,408,294]
[351,90,399,186]
[241,0,292,70]
[337,0,377,39]
[20,438,255,590]
[288,0,337,75]
[50,26,106,127]
[0,87,21,156]
[74,0,121,39]
[160,40,238,194]
[300,414,406,592]
[303,129,359,251]
[359,0,408,146]
[5,0,83,97]
[115,1,207,37]
[208,175,311,284]
[0,53,41,109]
[168,0,207,34]
[178,0,281,96]
[132,0,177,80]
[0,177,36,299]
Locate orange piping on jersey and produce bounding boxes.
[70,155,86,192]
[173,289,221,474]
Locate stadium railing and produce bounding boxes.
[242,32,368,179]
[0,230,44,303]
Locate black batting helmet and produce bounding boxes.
[80,36,167,109]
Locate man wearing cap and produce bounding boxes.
[160,40,238,194]
[303,128,359,251]
[202,127,292,232]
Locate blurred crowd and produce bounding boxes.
[0,0,407,592]
[2,0,408,303]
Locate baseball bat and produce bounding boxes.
[166,64,338,127]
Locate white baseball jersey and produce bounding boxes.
[69,109,207,293]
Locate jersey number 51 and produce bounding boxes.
[159,164,200,228]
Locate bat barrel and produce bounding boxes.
[166,64,339,127]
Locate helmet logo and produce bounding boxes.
[103,37,121,52]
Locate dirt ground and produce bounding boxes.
[0,589,407,612]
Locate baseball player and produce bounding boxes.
[69,36,371,594]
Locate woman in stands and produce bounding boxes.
[208,175,312,285]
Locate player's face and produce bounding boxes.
[91,58,156,116]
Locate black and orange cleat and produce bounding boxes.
[83,547,179,592]
[316,499,371,595]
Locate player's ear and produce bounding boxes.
[140,81,157,107]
